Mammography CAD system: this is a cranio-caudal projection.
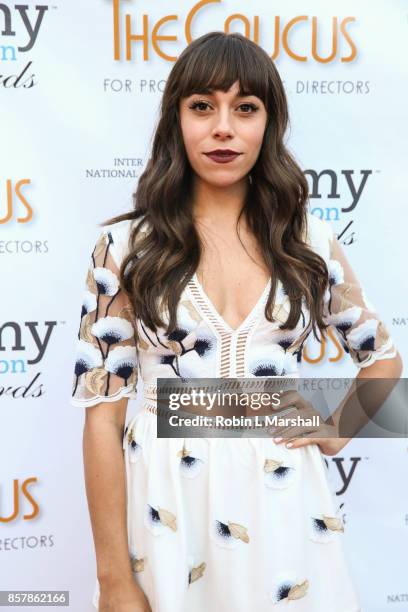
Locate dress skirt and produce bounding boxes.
[91,407,361,611]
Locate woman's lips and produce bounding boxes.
[204,152,242,164]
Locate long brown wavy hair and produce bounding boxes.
[102,31,330,345]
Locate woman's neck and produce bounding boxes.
[191,175,249,228]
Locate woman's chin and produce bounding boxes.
[199,173,247,189]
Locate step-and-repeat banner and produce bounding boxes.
[1,1,407,610]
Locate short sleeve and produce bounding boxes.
[70,227,138,407]
[322,227,397,368]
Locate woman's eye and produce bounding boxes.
[239,103,259,113]
[189,101,210,112]
[188,101,259,114]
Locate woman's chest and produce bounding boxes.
[135,279,310,380]
[194,228,271,332]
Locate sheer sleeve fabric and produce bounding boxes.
[70,228,138,407]
[322,229,397,368]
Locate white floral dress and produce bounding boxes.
[70,212,396,611]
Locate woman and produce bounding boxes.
[70,32,402,611]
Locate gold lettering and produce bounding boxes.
[186,0,220,45]
[22,477,39,519]
[152,15,178,62]
[303,327,344,364]
[0,479,19,523]
[340,17,357,62]
[312,16,337,64]
[327,327,343,363]
[270,16,280,60]
[113,0,121,60]
[113,2,358,64]
[282,16,308,62]
[15,179,32,223]
[126,13,149,61]
[225,14,250,39]
[0,179,13,224]
[303,333,325,364]
[253,15,260,44]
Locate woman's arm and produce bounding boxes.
[356,351,403,380]
[272,352,403,454]
[83,398,151,611]
[318,351,403,454]
[69,225,150,608]
[330,349,403,433]
[272,218,403,454]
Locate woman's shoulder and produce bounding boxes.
[99,212,150,269]
[304,211,334,260]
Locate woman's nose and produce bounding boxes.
[211,109,235,138]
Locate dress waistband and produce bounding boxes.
[143,382,158,401]
[140,382,157,416]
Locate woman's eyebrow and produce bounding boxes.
[188,88,258,99]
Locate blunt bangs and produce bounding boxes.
[176,33,273,111]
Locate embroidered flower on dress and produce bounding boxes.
[264,458,296,490]
[130,551,146,573]
[177,445,204,478]
[145,504,177,535]
[328,259,344,286]
[92,316,135,346]
[71,229,139,403]
[326,258,345,314]
[74,339,103,379]
[211,519,249,549]
[187,555,206,585]
[123,423,129,450]
[346,318,379,353]
[153,326,215,378]
[274,329,299,352]
[269,575,309,604]
[126,426,142,462]
[194,335,214,358]
[309,514,345,543]
[81,290,97,318]
[249,346,298,377]
[93,266,120,296]
[104,345,138,383]
[323,306,362,334]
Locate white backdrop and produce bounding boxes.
[1,1,407,610]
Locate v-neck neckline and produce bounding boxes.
[190,272,271,335]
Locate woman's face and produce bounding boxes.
[179,80,268,188]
